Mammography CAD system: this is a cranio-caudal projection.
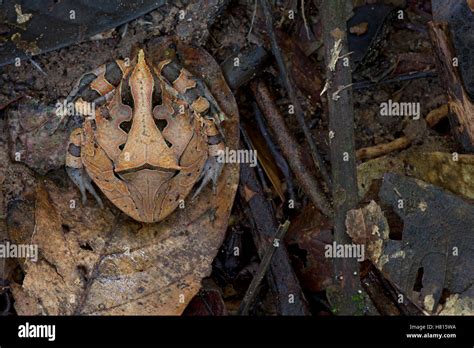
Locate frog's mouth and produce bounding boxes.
[114,163,180,177]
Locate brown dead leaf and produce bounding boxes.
[9,156,238,315]
[245,125,284,201]
[183,286,227,316]
[346,200,390,264]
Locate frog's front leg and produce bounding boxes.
[193,118,225,198]
[65,128,104,208]
[158,60,227,197]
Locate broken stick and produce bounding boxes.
[239,161,311,315]
[320,0,363,315]
[356,104,449,161]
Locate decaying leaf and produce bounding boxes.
[183,285,227,316]
[439,289,474,315]
[357,155,405,199]
[377,173,474,314]
[356,145,454,200]
[345,200,390,264]
[405,151,474,200]
[9,162,238,315]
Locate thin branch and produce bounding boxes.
[247,0,258,38]
[252,80,333,217]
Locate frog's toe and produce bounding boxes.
[192,157,224,199]
[66,167,104,208]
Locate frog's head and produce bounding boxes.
[114,49,180,174]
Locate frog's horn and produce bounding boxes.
[137,49,146,65]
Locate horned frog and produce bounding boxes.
[63,43,228,223]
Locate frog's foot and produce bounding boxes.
[66,167,104,208]
[65,128,104,208]
[193,155,224,199]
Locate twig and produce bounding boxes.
[321,0,363,315]
[261,0,332,189]
[356,137,411,161]
[301,0,311,40]
[28,58,47,76]
[239,162,310,315]
[356,104,449,161]
[352,70,437,90]
[238,220,291,315]
[252,80,333,217]
[247,0,258,38]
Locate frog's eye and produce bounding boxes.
[104,61,123,86]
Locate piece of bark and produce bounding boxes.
[221,45,269,91]
[428,21,474,152]
[362,264,424,316]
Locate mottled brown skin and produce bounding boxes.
[66,49,225,223]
